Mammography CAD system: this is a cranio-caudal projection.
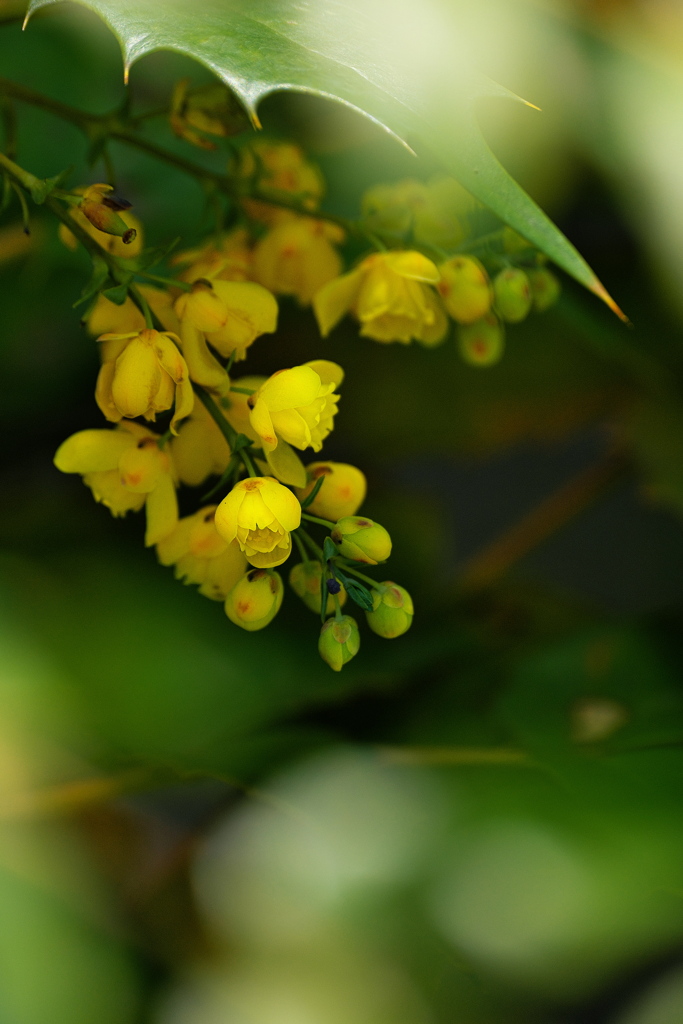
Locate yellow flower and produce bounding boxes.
[223,375,266,441]
[85,286,180,337]
[95,328,194,433]
[169,399,231,487]
[318,615,360,671]
[225,569,284,631]
[295,462,366,521]
[173,229,253,284]
[289,561,347,616]
[53,421,178,545]
[252,218,344,306]
[214,476,301,568]
[366,582,413,638]
[170,78,248,150]
[58,186,143,257]
[248,360,343,454]
[313,250,447,345]
[156,505,247,600]
[236,140,325,224]
[174,279,278,393]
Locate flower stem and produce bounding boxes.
[230,386,255,396]
[292,529,311,566]
[130,283,154,329]
[298,527,324,562]
[195,386,240,449]
[138,270,192,292]
[301,512,336,530]
[335,560,384,591]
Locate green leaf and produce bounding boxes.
[334,570,375,611]
[72,253,110,308]
[25,0,623,317]
[300,473,325,510]
[101,281,128,304]
[116,236,180,273]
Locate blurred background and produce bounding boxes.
[3,1,683,1021]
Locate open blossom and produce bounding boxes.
[53,421,178,546]
[252,217,344,306]
[156,505,247,600]
[95,328,194,434]
[214,476,301,568]
[313,250,448,346]
[175,278,278,394]
[248,360,343,454]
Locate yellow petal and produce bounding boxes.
[248,397,278,452]
[270,407,311,450]
[265,439,307,488]
[54,428,135,474]
[212,280,278,334]
[258,365,320,412]
[156,515,195,566]
[118,443,166,494]
[259,477,302,531]
[383,250,440,283]
[111,338,162,419]
[312,269,363,336]
[247,535,292,568]
[144,474,178,546]
[94,361,122,423]
[179,322,229,393]
[304,359,344,388]
[170,375,195,433]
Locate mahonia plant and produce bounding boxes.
[0,74,561,670]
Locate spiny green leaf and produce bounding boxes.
[25,0,624,317]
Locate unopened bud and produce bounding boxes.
[437,256,492,324]
[366,582,413,638]
[457,313,505,367]
[295,461,367,520]
[79,184,136,243]
[493,268,532,323]
[289,560,346,615]
[331,516,392,565]
[174,279,229,332]
[528,268,561,312]
[225,568,283,631]
[318,615,360,671]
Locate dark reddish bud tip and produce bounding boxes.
[122,228,137,245]
[102,192,133,212]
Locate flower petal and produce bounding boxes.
[144,474,178,546]
[265,439,307,488]
[312,268,363,336]
[54,428,135,474]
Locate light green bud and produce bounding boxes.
[366,582,413,638]
[331,516,392,565]
[457,313,505,367]
[493,268,532,323]
[528,268,561,312]
[289,561,347,615]
[318,615,360,671]
[437,255,492,324]
[225,569,283,631]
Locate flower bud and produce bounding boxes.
[79,184,137,243]
[318,615,360,671]
[224,569,283,631]
[437,256,492,324]
[493,268,532,323]
[295,462,367,520]
[457,313,505,367]
[175,279,229,332]
[366,582,413,638]
[528,268,561,312]
[331,516,392,564]
[289,560,347,615]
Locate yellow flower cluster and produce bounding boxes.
[61,146,574,668]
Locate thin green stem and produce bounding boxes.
[10,181,29,232]
[230,386,255,396]
[0,148,41,192]
[292,529,311,566]
[332,591,343,622]
[241,447,257,477]
[298,527,324,562]
[335,560,384,591]
[138,270,192,292]
[130,283,154,329]
[301,512,336,530]
[196,387,240,449]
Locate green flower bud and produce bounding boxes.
[331,516,392,565]
[318,615,360,671]
[493,268,532,323]
[289,560,347,615]
[457,313,505,367]
[437,255,492,324]
[225,568,283,631]
[366,582,413,638]
[528,268,561,312]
